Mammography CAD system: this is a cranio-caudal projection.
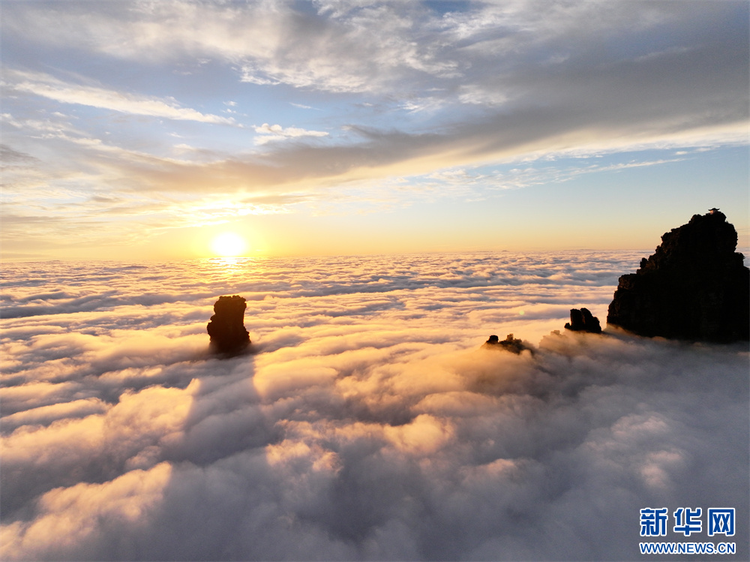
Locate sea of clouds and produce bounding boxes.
[1,251,747,561]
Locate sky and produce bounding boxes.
[1,0,748,260]
[1,253,747,560]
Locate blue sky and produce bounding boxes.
[1,0,748,260]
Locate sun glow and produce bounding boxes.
[211,232,248,257]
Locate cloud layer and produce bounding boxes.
[1,252,747,560]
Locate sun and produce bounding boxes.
[211,232,247,257]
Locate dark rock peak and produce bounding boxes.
[483,333,530,354]
[607,211,749,342]
[207,295,250,353]
[635,211,740,274]
[564,308,602,334]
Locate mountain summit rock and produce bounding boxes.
[564,308,602,334]
[207,295,251,353]
[482,333,530,354]
[607,210,749,342]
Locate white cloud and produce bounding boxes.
[0,252,747,559]
[291,102,315,110]
[5,0,738,101]
[254,123,329,145]
[401,96,446,114]
[5,71,234,124]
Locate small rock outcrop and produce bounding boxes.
[564,308,602,333]
[607,210,749,342]
[483,333,529,354]
[207,295,250,353]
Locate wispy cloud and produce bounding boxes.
[290,102,318,110]
[5,71,234,124]
[253,123,329,145]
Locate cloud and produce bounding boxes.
[0,144,39,167]
[4,1,448,94]
[2,463,173,560]
[254,123,329,145]
[5,2,746,126]
[4,70,234,124]
[1,1,747,257]
[1,252,747,560]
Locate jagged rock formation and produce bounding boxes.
[482,333,529,354]
[607,210,749,342]
[207,295,250,353]
[564,308,602,333]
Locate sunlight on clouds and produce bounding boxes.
[1,382,196,472]
[253,362,338,400]
[265,440,340,474]
[0,254,747,559]
[177,198,292,223]
[460,458,527,490]
[384,414,454,456]
[0,398,108,432]
[0,463,172,561]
